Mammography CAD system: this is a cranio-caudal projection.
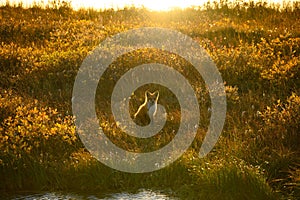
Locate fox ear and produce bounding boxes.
[145,90,150,97]
[154,90,159,98]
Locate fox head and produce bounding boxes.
[145,90,159,108]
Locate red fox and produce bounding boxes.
[133,90,159,126]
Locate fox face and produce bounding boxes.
[146,91,159,117]
[133,90,159,126]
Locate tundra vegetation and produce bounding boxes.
[0,1,299,199]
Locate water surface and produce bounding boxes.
[9,189,178,200]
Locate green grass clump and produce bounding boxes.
[0,1,299,199]
[176,155,277,199]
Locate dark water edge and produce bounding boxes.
[1,189,179,200]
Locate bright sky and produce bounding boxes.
[2,0,297,11]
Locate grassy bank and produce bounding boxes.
[0,1,299,199]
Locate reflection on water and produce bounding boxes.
[9,189,178,200]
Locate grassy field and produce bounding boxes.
[0,1,299,199]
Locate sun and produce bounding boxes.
[140,1,183,11]
[137,0,204,11]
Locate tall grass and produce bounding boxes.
[0,1,299,199]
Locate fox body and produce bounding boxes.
[134,91,159,126]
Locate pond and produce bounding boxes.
[6,189,178,200]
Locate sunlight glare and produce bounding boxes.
[2,0,298,11]
[3,0,208,10]
[137,0,204,11]
[69,0,208,11]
